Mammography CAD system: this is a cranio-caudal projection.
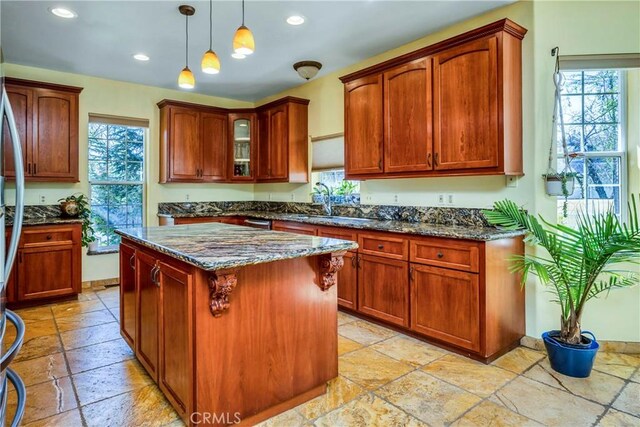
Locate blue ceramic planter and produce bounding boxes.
[542,330,599,378]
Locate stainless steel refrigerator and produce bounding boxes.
[0,36,27,426]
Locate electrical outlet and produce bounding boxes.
[438,194,445,205]
[269,193,273,201]
[185,194,190,201]
[506,175,518,188]
[447,194,454,205]
[290,193,295,201]
[393,194,399,204]
[39,195,46,204]
[365,195,373,202]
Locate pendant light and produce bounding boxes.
[201,0,221,74]
[178,5,195,89]
[233,0,255,56]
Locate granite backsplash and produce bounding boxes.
[157,201,492,228]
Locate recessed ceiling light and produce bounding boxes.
[49,7,77,19]
[133,53,150,61]
[231,52,246,59]
[286,15,305,26]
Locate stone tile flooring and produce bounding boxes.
[4,286,639,426]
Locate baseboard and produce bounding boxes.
[521,335,640,354]
[82,278,119,289]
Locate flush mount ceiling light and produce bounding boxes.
[133,53,150,61]
[178,5,195,89]
[293,61,322,80]
[232,0,255,56]
[286,15,305,26]
[49,7,77,18]
[201,0,221,74]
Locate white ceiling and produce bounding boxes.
[1,1,514,101]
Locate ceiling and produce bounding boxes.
[1,1,514,101]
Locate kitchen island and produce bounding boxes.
[116,223,357,426]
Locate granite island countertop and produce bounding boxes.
[116,223,359,271]
[158,211,525,241]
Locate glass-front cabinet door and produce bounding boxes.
[228,113,256,181]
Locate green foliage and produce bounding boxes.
[312,184,334,197]
[59,193,95,247]
[335,180,358,196]
[483,195,640,344]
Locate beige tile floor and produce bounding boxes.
[4,286,640,426]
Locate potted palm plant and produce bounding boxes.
[483,196,640,378]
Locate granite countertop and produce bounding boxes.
[7,216,84,227]
[116,223,358,271]
[158,211,525,241]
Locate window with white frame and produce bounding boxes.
[558,70,626,224]
[88,118,146,249]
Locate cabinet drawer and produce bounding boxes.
[272,221,317,236]
[317,227,358,251]
[21,227,75,246]
[358,233,408,260]
[410,238,479,272]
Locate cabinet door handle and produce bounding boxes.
[18,252,22,263]
[427,153,432,167]
[129,254,136,270]
[27,163,31,174]
[378,160,382,170]
[356,255,361,269]
[433,153,439,166]
[351,255,357,268]
[437,252,444,259]
[409,266,415,281]
[150,265,160,286]
[33,163,36,175]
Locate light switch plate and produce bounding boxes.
[506,176,518,188]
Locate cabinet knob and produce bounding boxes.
[437,252,444,258]
[46,235,52,240]
[377,244,384,250]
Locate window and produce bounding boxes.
[558,70,626,224]
[88,120,146,249]
[313,169,360,203]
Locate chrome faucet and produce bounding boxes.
[315,182,332,216]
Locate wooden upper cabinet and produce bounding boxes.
[2,78,81,182]
[384,58,433,173]
[229,112,256,182]
[268,105,288,180]
[256,97,309,183]
[200,112,227,181]
[433,36,498,171]
[344,75,383,176]
[2,86,31,178]
[340,19,526,179]
[158,96,308,184]
[169,107,201,181]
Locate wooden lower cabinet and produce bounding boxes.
[158,261,193,419]
[154,217,524,361]
[357,255,409,327]
[135,250,159,380]
[272,221,317,235]
[7,223,82,305]
[119,243,137,348]
[410,264,480,352]
[337,251,357,310]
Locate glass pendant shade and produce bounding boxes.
[178,67,195,89]
[233,25,255,55]
[201,50,221,74]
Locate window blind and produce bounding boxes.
[311,133,344,171]
[559,53,640,70]
[88,113,149,128]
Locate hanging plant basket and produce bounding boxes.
[543,173,576,197]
